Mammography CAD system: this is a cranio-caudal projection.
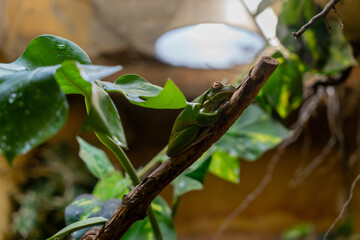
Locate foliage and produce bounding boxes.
[0,35,186,164]
[1,0,358,237]
[74,139,176,239]
[11,143,97,239]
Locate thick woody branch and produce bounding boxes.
[81,56,279,240]
[293,0,341,39]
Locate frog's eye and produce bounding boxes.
[211,82,223,91]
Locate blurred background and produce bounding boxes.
[1,0,360,239]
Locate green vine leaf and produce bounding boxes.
[101,74,187,109]
[0,35,91,163]
[277,0,356,74]
[256,52,305,119]
[214,104,290,161]
[0,68,68,163]
[77,137,115,178]
[0,34,91,77]
[209,151,240,183]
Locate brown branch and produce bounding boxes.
[293,0,341,39]
[80,56,279,240]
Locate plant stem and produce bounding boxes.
[95,132,163,240]
[84,99,163,240]
[138,146,167,178]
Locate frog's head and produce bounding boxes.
[202,82,236,112]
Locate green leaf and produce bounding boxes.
[0,67,68,163]
[256,52,305,119]
[46,217,107,240]
[214,104,290,161]
[77,137,115,179]
[209,151,240,184]
[55,61,122,95]
[101,74,187,109]
[277,1,356,74]
[0,34,91,77]
[123,197,176,240]
[92,172,130,201]
[318,21,357,74]
[65,194,102,225]
[185,155,212,184]
[82,82,127,148]
[54,61,92,96]
[282,223,314,240]
[172,175,204,199]
[171,156,211,199]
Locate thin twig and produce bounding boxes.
[293,0,341,39]
[348,113,360,168]
[289,136,336,188]
[323,174,360,240]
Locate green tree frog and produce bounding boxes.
[166,82,236,157]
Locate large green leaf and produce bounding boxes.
[82,82,127,148]
[256,52,305,119]
[0,35,92,163]
[123,197,176,240]
[101,74,187,109]
[77,137,115,179]
[0,34,91,77]
[0,67,68,163]
[214,104,290,161]
[209,151,240,184]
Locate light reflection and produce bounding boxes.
[155,23,265,69]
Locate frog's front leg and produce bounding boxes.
[166,125,199,157]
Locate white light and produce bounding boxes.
[255,8,279,46]
[242,0,263,14]
[155,23,265,69]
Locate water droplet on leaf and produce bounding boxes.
[56,43,66,50]
[8,93,17,104]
